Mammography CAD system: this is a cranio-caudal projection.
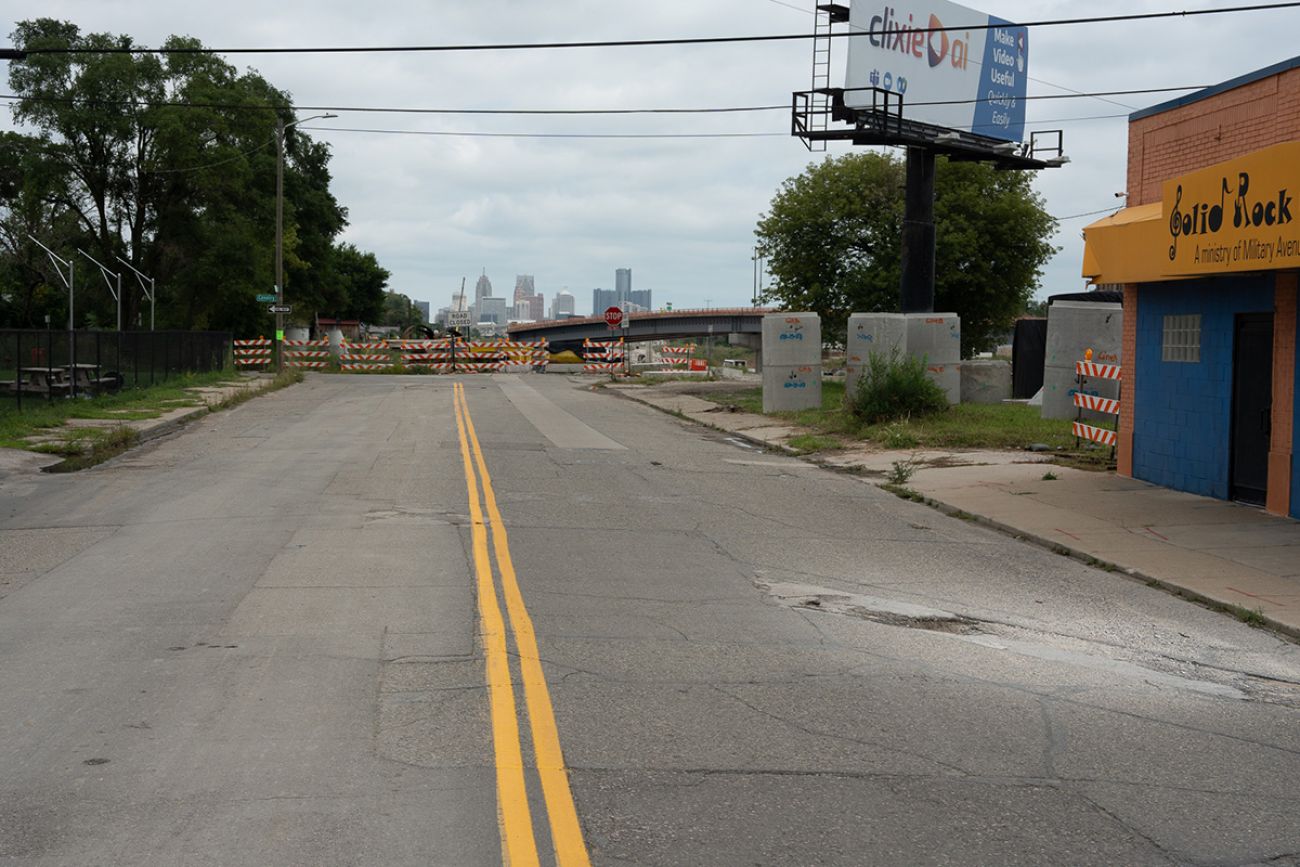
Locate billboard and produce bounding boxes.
[844,0,1028,142]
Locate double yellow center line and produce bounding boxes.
[453,382,591,867]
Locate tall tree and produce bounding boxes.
[756,152,1057,354]
[2,19,366,333]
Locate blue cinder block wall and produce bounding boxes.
[1133,276,1273,499]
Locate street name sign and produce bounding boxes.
[256,293,277,302]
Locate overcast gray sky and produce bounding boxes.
[6,1,1300,317]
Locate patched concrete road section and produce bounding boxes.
[1,373,1298,866]
[0,377,498,866]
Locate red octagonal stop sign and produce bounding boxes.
[603,306,624,328]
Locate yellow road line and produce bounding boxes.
[453,383,540,867]
[459,386,593,867]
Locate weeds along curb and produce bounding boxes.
[882,485,1300,643]
[41,371,302,472]
[606,387,801,456]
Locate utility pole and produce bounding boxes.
[274,112,339,371]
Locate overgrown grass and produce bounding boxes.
[696,383,1096,457]
[787,433,841,454]
[0,369,300,464]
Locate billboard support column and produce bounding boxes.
[900,146,936,314]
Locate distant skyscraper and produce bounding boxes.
[414,300,430,323]
[478,297,507,325]
[552,291,575,319]
[593,288,617,313]
[474,271,493,304]
[526,295,544,321]
[615,268,631,299]
[451,291,469,312]
[514,275,535,304]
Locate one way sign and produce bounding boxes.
[268,304,292,314]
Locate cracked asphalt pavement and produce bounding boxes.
[0,373,1297,866]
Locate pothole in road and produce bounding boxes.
[757,580,982,634]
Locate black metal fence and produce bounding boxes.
[0,330,232,410]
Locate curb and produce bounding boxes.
[607,384,1300,643]
[608,387,801,455]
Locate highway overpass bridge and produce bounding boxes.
[507,308,774,353]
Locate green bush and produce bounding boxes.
[849,350,948,424]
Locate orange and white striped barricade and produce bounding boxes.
[659,344,695,368]
[1073,360,1122,452]
[283,338,331,369]
[337,340,395,371]
[583,338,625,374]
[234,338,272,368]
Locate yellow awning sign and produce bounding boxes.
[1163,141,1300,275]
[1082,140,1300,284]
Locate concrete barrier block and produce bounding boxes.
[960,359,1011,404]
[762,363,822,412]
[845,313,907,399]
[1042,300,1122,420]
[924,362,961,405]
[906,313,961,364]
[762,313,821,366]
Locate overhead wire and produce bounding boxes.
[0,85,1209,117]
[7,3,1300,55]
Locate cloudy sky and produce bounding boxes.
[5,1,1300,317]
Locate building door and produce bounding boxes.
[1230,313,1274,505]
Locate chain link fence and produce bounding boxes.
[0,330,232,410]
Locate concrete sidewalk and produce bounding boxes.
[11,372,282,459]
[611,380,1300,639]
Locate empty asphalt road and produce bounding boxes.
[1,373,1297,866]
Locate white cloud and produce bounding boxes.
[6,0,1300,314]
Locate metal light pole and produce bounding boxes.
[115,255,156,330]
[78,249,122,331]
[275,112,337,371]
[29,235,73,330]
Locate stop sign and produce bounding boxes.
[603,306,624,328]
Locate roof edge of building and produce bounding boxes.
[1129,54,1300,123]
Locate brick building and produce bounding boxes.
[1083,56,1300,515]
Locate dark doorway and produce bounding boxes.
[1230,313,1274,505]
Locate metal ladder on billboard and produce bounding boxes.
[806,3,846,152]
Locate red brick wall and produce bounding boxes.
[1117,284,1138,478]
[1128,67,1300,205]
[1268,273,1298,515]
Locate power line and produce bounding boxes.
[7,3,1300,56]
[0,85,1209,117]
[0,94,786,115]
[302,126,784,139]
[1054,206,1124,222]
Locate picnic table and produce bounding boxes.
[1,365,119,397]
[13,366,72,396]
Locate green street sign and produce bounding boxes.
[256,293,277,302]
